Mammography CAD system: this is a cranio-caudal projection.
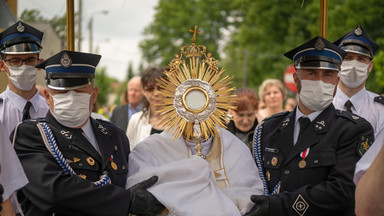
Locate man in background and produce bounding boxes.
[110,76,143,132]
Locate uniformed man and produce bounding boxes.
[246,36,374,216]
[0,20,49,137]
[11,50,164,216]
[333,25,383,138]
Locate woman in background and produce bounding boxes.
[126,66,167,151]
[256,79,286,122]
[227,87,259,150]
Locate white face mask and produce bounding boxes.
[51,90,92,128]
[6,65,38,91]
[299,79,336,111]
[339,60,369,88]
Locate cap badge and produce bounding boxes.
[355,26,363,36]
[314,37,325,51]
[16,22,25,32]
[60,52,72,68]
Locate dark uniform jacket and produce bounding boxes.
[110,104,129,132]
[256,104,374,216]
[12,112,132,216]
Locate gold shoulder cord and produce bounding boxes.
[156,26,237,158]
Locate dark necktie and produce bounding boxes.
[298,117,311,140]
[345,100,353,113]
[22,101,32,120]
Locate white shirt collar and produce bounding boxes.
[4,86,44,113]
[295,106,322,125]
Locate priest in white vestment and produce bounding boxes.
[126,129,264,216]
[126,26,264,216]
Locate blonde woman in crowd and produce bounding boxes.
[256,79,287,122]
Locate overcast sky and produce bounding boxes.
[18,0,158,80]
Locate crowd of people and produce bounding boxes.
[1,20,384,216]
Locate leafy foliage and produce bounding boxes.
[20,9,69,42]
[140,0,384,94]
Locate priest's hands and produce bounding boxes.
[243,195,269,216]
[128,176,165,215]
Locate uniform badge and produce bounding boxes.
[292,194,309,216]
[314,37,325,51]
[73,157,81,163]
[98,125,108,135]
[271,157,278,166]
[87,157,95,166]
[66,159,73,164]
[17,22,25,32]
[299,160,307,169]
[78,174,87,180]
[282,117,290,128]
[358,136,372,157]
[266,171,271,181]
[60,52,72,68]
[299,147,310,168]
[355,26,363,35]
[314,120,325,130]
[110,155,117,170]
[61,130,72,139]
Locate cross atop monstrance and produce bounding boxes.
[189,26,200,43]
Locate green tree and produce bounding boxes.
[94,67,114,106]
[20,9,70,42]
[126,61,134,82]
[140,0,384,93]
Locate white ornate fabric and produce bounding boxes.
[127,129,264,215]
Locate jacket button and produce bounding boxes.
[314,160,319,164]
[284,170,290,175]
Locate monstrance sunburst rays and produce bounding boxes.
[156,26,237,143]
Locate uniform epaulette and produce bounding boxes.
[336,109,362,123]
[374,95,384,106]
[264,111,290,121]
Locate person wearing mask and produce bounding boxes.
[0,123,28,216]
[110,76,143,132]
[126,66,167,150]
[333,25,383,138]
[0,21,49,137]
[246,36,374,216]
[11,50,164,216]
[256,79,286,122]
[227,87,259,150]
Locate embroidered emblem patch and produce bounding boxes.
[60,52,72,68]
[358,136,372,157]
[292,194,309,216]
[314,37,325,51]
